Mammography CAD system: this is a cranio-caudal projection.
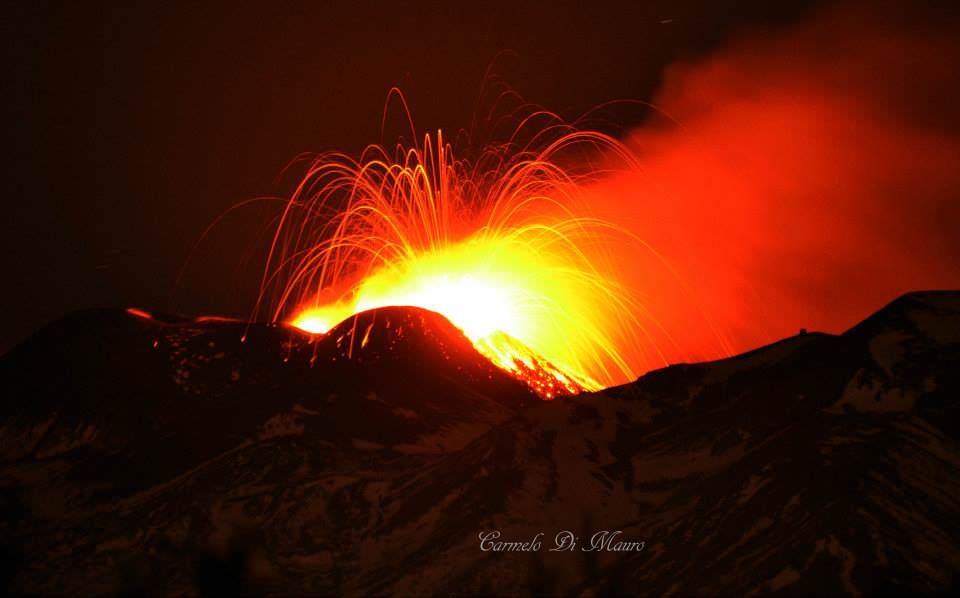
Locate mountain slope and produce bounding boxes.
[0,306,536,501]
[1,292,958,595]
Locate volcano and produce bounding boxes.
[1,291,959,595]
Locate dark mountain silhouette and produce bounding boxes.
[1,292,958,595]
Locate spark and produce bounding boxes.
[126,307,153,319]
[256,91,667,397]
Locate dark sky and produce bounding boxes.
[2,0,837,351]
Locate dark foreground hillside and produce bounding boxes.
[1,292,958,595]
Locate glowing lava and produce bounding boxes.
[259,94,658,397]
[290,236,608,396]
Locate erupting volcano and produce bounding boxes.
[259,93,662,398]
[5,2,960,595]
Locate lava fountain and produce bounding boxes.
[257,93,669,398]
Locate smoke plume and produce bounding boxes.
[589,2,960,367]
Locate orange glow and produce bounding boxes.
[258,94,669,396]
[288,235,612,395]
[249,7,960,396]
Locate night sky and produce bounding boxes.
[3,0,953,353]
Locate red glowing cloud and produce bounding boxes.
[265,3,960,389]
[585,3,960,365]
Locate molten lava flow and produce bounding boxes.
[286,225,624,397]
[290,237,603,397]
[258,94,659,398]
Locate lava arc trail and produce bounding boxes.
[257,93,671,397]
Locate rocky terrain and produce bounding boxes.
[1,291,958,596]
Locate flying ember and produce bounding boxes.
[258,93,659,397]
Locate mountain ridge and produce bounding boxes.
[1,291,957,595]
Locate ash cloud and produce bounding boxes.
[591,2,960,366]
